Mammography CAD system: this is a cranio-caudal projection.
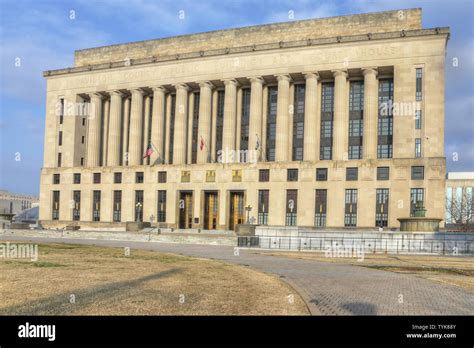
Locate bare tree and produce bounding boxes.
[446,188,473,231]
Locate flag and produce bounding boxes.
[143,143,153,158]
[255,134,260,151]
[200,136,205,151]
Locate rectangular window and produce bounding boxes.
[375,189,389,227]
[266,86,278,161]
[80,157,84,166]
[215,91,225,160]
[113,190,122,222]
[258,190,269,225]
[292,84,305,161]
[81,135,85,144]
[136,172,144,183]
[285,190,297,226]
[348,81,364,160]
[344,189,358,227]
[240,88,251,155]
[73,173,81,184]
[92,190,101,222]
[53,174,60,184]
[57,153,62,167]
[416,68,422,101]
[73,190,80,221]
[168,94,176,164]
[58,131,63,146]
[410,188,424,217]
[346,167,358,181]
[411,166,424,180]
[320,83,334,160]
[377,79,394,159]
[59,98,64,124]
[135,190,144,222]
[157,190,167,223]
[287,169,298,182]
[415,138,422,158]
[158,171,167,183]
[52,191,60,220]
[415,110,422,129]
[316,168,328,181]
[191,92,200,164]
[377,167,390,180]
[93,173,101,184]
[114,172,122,184]
[259,169,270,182]
[315,189,327,227]
[377,144,392,159]
[82,118,85,126]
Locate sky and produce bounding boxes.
[0,0,473,196]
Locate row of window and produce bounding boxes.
[51,188,425,227]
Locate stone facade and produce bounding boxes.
[39,8,449,230]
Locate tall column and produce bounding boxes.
[248,77,264,156]
[303,72,319,161]
[107,91,124,166]
[142,95,152,162]
[197,82,213,164]
[275,74,291,162]
[332,70,348,161]
[102,99,110,166]
[210,89,218,162]
[122,96,131,165]
[173,84,189,165]
[150,86,166,164]
[222,79,238,154]
[86,93,103,167]
[186,92,195,163]
[362,68,378,160]
[128,88,145,166]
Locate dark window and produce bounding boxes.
[92,190,101,222]
[57,153,62,167]
[240,88,251,156]
[52,191,60,220]
[82,117,85,126]
[346,167,358,181]
[53,174,60,184]
[377,167,390,180]
[377,79,394,159]
[114,172,122,184]
[59,98,64,124]
[344,189,358,227]
[136,172,144,183]
[113,190,121,222]
[58,131,63,146]
[375,189,389,227]
[416,68,422,101]
[348,81,364,159]
[315,189,327,227]
[158,171,167,183]
[259,169,270,182]
[415,138,422,158]
[215,91,225,159]
[191,92,200,164]
[93,173,101,184]
[73,173,81,184]
[81,135,85,144]
[411,166,424,180]
[80,157,84,166]
[73,190,80,221]
[316,168,328,181]
[135,190,144,222]
[266,86,278,161]
[157,190,167,223]
[287,169,298,182]
[168,94,176,164]
[285,190,297,226]
[320,83,334,160]
[415,110,422,129]
[292,84,305,161]
[410,188,424,217]
[258,190,269,225]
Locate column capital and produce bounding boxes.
[110,90,125,97]
[276,74,292,82]
[362,67,378,77]
[131,88,146,96]
[248,76,264,84]
[151,86,167,93]
[198,81,215,89]
[332,70,348,78]
[303,72,320,80]
[223,79,238,86]
[174,83,190,91]
[90,92,104,100]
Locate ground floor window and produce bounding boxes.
[315,189,327,227]
[410,188,424,217]
[285,190,297,226]
[375,189,389,227]
[52,191,60,220]
[135,190,144,222]
[157,190,166,223]
[344,189,357,227]
[258,190,269,225]
[73,191,81,221]
[92,190,101,222]
[113,190,121,222]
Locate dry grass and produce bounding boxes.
[256,250,474,292]
[0,242,309,315]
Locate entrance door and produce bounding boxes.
[204,192,218,230]
[344,189,358,227]
[229,192,244,230]
[179,191,193,229]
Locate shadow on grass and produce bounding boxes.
[0,268,181,315]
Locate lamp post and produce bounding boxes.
[245,204,252,224]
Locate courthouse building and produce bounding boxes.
[39,8,449,230]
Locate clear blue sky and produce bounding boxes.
[1,0,473,196]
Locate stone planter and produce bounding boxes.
[398,217,442,232]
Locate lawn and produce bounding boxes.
[0,242,309,315]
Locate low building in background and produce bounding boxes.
[0,190,39,228]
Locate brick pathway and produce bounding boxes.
[2,236,473,315]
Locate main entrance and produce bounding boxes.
[178,191,193,229]
[204,191,218,230]
[229,192,245,230]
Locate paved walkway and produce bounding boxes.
[2,236,473,315]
